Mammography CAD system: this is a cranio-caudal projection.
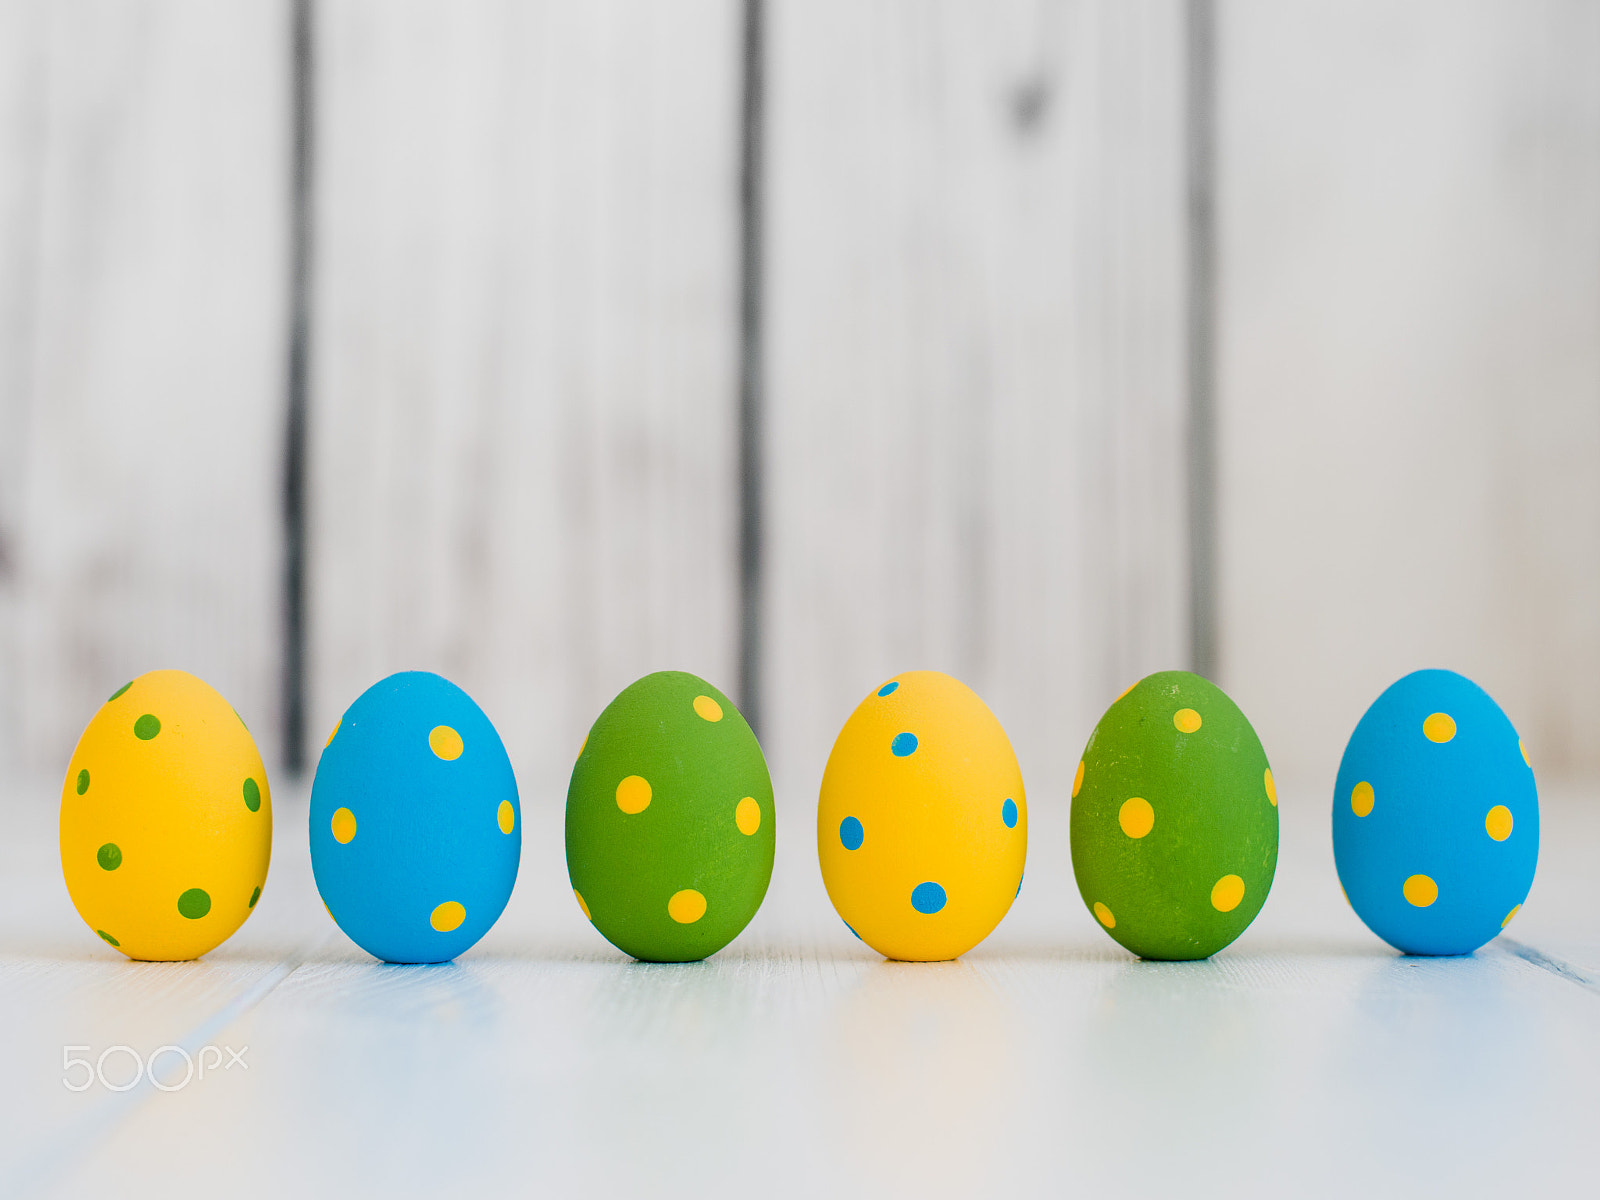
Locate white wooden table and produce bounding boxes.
[2,773,1596,1198]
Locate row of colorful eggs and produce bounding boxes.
[59,665,1538,965]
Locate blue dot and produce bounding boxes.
[891,732,918,757]
[878,681,899,697]
[843,919,863,941]
[1016,872,1024,899]
[839,816,865,850]
[911,882,947,914]
[1002,798,1018,828]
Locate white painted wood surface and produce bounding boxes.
[1,771,1597,1198]
[0,0,291,773]
[1217,0,1600,788]
[308,0,744,797]
[763,0,1189,809]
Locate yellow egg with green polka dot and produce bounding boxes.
[1071,670,1278,960]
[818,671,1026,962]
[59,670,272,960]
[566,671,775,962]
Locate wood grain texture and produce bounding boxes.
[0,0,291,773]
[762,0,1190,806]
[308,0,743,797]
[0,779,1589,1199]
[1216,0,1600,787]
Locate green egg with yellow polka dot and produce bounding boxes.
[60,669,272,961]
[1071,671,1278,960]
[566,671,775,962]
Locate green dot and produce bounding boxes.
[249,886,261,909]
[233,706,249,731]
[108,681,132,702]
[177,888,211,919]
[76,769,90,795]
[97,930,120,947]
[243,777,261,812]
[96,843,122,871]
[134,714,161,740]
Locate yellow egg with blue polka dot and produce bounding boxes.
[818,671,1026,961]
[60,670,272,960]
[310,671,520,963]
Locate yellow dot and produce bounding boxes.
[330,807,357,844]
[1118,796,1155,839]
[580,733,588,756]
[429,725,464,760]
[1115,682,1136,702]
[574,890,591,921]
[430,901,466,932]
[497,799,515,835]
[1264,767,1277,806]
[1093,901,1116,929]
[1485,805,1513,841]
[616,775,652,814]
[1072,759,1085,798]
[693,695,723,722]
[1351,781,1375,818]
[668,889,706,924]
[1403,874,1438,907]
[1501,904,1521,928]
[735,796,761,835]
[1174,708,1202,734]
[1211,874,1245,912]
[1423,713,1456,743]
[325,717,340,748]
[1520,739,1530,767]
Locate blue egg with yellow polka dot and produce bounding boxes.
[310,671,520,964]
[1333,669,1537,956]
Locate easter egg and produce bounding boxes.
[566,671,774,962]
[1333,669,1537,956]
[310,672,520,964]
[60,670,272,960]
[817,671,1026,962]
[1071,671,1278,960]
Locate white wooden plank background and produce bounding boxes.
[308,0,743,800]
[1217,0,1600,789]
[0,0,290,773]
[763,0,1188,812]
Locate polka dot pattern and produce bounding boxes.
[1211,875,1245,913]
[668,889,706,924]
[877,681,899,697]
[97,843,122,871]
[249,886,261,909]
[331,807,357,844]
[1351,781,1375,818]
[839,816,864,850]
[1173,708,1202,734]
[177,888,211,920]
[1403,874,1438,908]
[108,681,133,702]
[76,769,90,796]
[575,890,591,921]
[1072,759,1085,798]
[1264,768,1277,807]
[1502,904,1521,928]
[430,901,466,932]
[497,799,516,834]
[243,777,261,812]
[911,882,947,914]
[615,775,652,815]
[1093,902,1115,929]
[429,725,464,760]
[1002,798,1018,828]
[134,714,161,740]
[890,732,918,757]
[1423,713,1456,744]
[693,695,723,722]
[1334,669,1539,956]
[736,796,761,836]
[97,930,120,947]
[1118,797,1154,839]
